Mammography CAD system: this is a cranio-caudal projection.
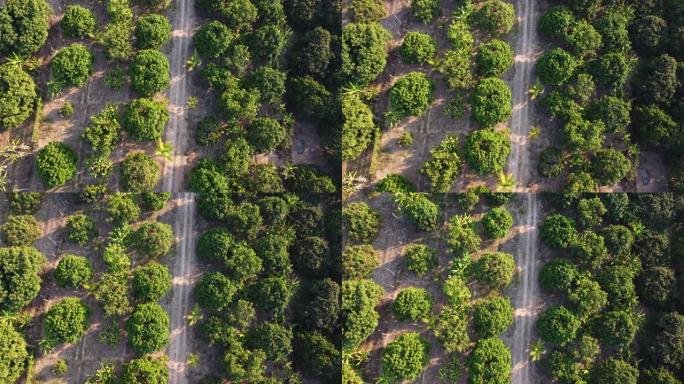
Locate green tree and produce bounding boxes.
[130,50,170,96]
[54,255,92,288]
[51,43,93,88]
[631,15,667,55]
[120,152,160,192]
[474,252,515,289]
[541,214,576,249]
[404,244,437,276]
[381,332,430,382]
[35,142,77,188]
[245,322,293,362]
[61,5,97,38]
[576,197,606,229]
[247,117,286,153]
[411,0,439,23]
[132,262,172,302]
[644,312,684,368]
[106,193,140,226]
[289,27,332,78]
[119,356,168,384]
[567,20,602,56]
[343,202,381,244]
[587,52,632,90]
[195,272,238,312]
[130,222,173,259]
[537,305,580,346]
[539,6,575,39]
[341,22,390,86]
[470,78,512,126]
[390,72,434,118]
[539,258,578,293]
[476,40,514,77]
[65,213,96,245]
[481,207,513,239]
[135,14,171,49]
[464,128,511,174]
[44,297,90,343]
[438,49,474,90]
[126,303,170,354]
[421,135,462,193]
[341,91,376,160]
[473,295,514,338]
[0,247,45,313]
[472,0,515,35]
[194,20,233,59]
[395,193,440,232]
[0,322,29,383]
[343,244,378,279]
[82,104,121,155]
[124,98,169,142]
[400,31,437,64]
[590,358,638,384]
[585,96,631,133]
[445,214,481,256]
[1,215,40,246]
[249,276,294,313]
[468,337,511,384]
[591,149,631,186]
[0,0,51,57]
[537,48,577,86]
[434,305,470,353]
[595,310,637,348]
[342,279,383,351]
[443,276,471,308]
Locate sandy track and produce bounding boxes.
[508,0,538,190]
[164,0,195,193]
[167,193,197,384]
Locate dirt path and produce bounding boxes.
[167,193,197,384]
[508,0,538,190]
[164,0,195,193]
[511,193,541,384]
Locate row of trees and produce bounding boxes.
[537,193,684,383]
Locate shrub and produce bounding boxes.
[343,202,381,244]
[106,193,140,226]
[35,142,77,188]
[120,152,160,192]
[350,0,386,22]
[445,214,481,257]
[131,222,173,259]
[65,213,96,245]
[473,295,513,338]
[0,247,45,313]
[132,262,172,302]
[1,215,41,246]
[392,287,432,322]
[202,0,257,31]
[195,272,238,312]
[590,358,638,384]
[220,76,260,122]
[286,76,331,122]
[539,259,577,293]
[395,193,440,232]
[245,322,293,362]
[341,22,390,86]
[434,305,469,353]
[390,72,434,118]
[472,0,515,35]
[481,207,513,239]
[44,297,90,343]
[0,322,29,382]
[644,312,684,368]
[464,128,511,174]
[51,43,93,88]
[468,337,511,384]
[439,48,474,90]
[292,236,329,277]
[404,244,437,276]
[126,303,169,354]
[537,305,580,346]
[576,197,606,229]
[8,192,42,214]
[194,20,233,59]
[135,14,171,49]
[130,50,170,96]
[539,6,574,39]
[141,192,170,211]
[54,255,92,288]
[342,279,383,351]
[448,21,474,50]
[381,332,429,382]
[541,214,576,249]
[400,31,437,64]
[342,92,376,160]
[343,245,378,279]
[0,0,51,58]
[421,135,461,193]
[470,78,512,126]
[443,276,471,308]
[293,331,340,379]
[640,368,681,384]
[591,149,631,186]
[247,117,286,153]
[61,5,97,38]
[82,104,121,154]
[536,48,577,85]
[303,279,341,333]
[570,231,609,270]
[127,99,169,142]
[476,40,514,77]
[474,252,515,289]
[120,356,168,384]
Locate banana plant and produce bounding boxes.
[186,304,203,326]
[155,139,174,160]
[530,339,545,361]
[528,78,545,100]
[497,171,515,192]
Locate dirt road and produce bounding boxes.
[165,0,197,382]
[508,0,538,190]
[164,0,195,193]
[508,0,542,383]
[167,193,197,384]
